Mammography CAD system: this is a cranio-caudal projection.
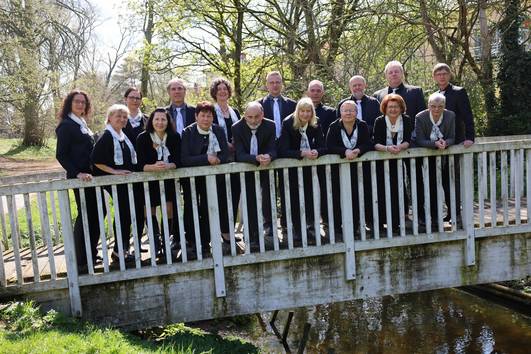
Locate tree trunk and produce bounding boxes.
[141,0,154,97]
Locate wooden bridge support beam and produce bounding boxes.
[461,153,476,266]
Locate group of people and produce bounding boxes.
[55,60,475,268]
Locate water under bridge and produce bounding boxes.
[0,135,529,330]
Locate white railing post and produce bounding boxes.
[206,175,226,298]
[339,163,356,280]
[461,153,476,266]
[57,189,82,317]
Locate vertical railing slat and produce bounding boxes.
[206,175,226,298]
[325,164,335,244]
[449,155,457,232]
[514,150,522,225]
[527,149,531,225]
[0,234,5,287]
[501,151,509,226]
[37,192,56,280]
[422,157,432,235]
[283,168,294,249]
[224,174,236,256]
[478,152,485,228]
[174,179,188,263]
[383,160,393,239]
[239,173,250,255]
[142,182,157,267]
[57,189,82,317]
[49,191,60,244]
[190,177,203,260]
[435,156,444,233]
[95,187,110,272]
[269,170,280,251]
[297,167,308,248]
[6,195,22,285]
[410,158,419,235]
[127,184,142,269]
[78,188,94,275]
[159,181,172,265]
[356,163,366,241]
[462,153,476,266]
[397,159,406,237]
[489,152,497,227]
[370,161,380,240]
[23,193,40,282]
[254,171,265,253]
[339,164,356,280]
[0,197,9,249]
[111,185,126,271]
[510,149,515,198]
[311,166,321,246]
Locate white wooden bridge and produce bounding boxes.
[0,135,529,330]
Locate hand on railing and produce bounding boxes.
[345,149,360,160]
[76,172,92,182]
[256,154,272,167]
[463,140,474,148]
[208,154,221,165]
[435,140,448,150]
[301,149,319,160]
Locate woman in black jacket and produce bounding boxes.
[181,101,230,256]
[326,100,373,239]
[278,97,326,243]
[136,108,181,258]
[55,90,101,268]
[372,94,413,233]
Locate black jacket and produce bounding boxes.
[91,130,137,176]
[314,103,336,136]
[439,83,475,143]
[232,118,277,165]
[165,103,196,135]
[336,94,381,134]
[326,119,372,158]
[180,123,229,166]
[55,117,95,179]
[123,113,148,149]
[373,83,426,123]
[258,94,296,133]
[136,131,181,170]
[278,115,326,159]
[372,114,413,146]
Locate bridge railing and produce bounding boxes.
[0,135,530,316]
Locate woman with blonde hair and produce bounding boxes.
[278,97,326,244]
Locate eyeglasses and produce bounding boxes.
[127,96,142,101]
[73,100,86,105]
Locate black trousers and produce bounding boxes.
[242,171,273,244]
[73,187,103,267]
[376,160,409,230]
[426,156,451,222]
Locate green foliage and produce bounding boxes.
[0,138,56,160]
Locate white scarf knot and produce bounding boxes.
[214,104,239,140]
[128,111,144,128]
[340,121,358,149]
[69,113,93,136]
[429,113,444,142]
[299,124,311,151]
[150,132,170,162]
[385,115,404,146]
[105,124,137,165]
[197,125,221,155]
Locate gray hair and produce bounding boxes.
[106,104,129,122]
[340,100,358,113]
[349,75,366,85]
[266,71,282,82]
[166,77,186,90]
[384,60,404,74]
[245,101,264,113]
[432,63,452,75]
[307,79,324,91]
[428,92,446,106]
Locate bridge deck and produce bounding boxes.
[2,198,528,285]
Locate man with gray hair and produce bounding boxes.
[373,60,426,122]
[337,75,380,134]
[306,79,336,135]
[165,78,196,136]
[415,92,456,228]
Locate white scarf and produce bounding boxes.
[150,132,170,162]
[340,121,358,149]
[429,112,444,142]
[128,111,144,128]
[385,115,404,146]
[214,104,239,140]
[197,125,221,155]
[105,124,137,165]
[299,124,311,151]
[69,113,93,136]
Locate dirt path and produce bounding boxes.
[0,156,61,177]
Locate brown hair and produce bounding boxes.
[380,94,406,115]
[209,78,232,100]
[195,101,216,117]
[57,89,92,122]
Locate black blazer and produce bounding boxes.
[165,103,196,134]
[258,95,297,122]
[91,130,137,176]
[180,123,229,166]
[440,83,475,143]
[232,118,277,165]
[326,119,372,158]
[336,94,381,134]
[123,113,148,149]
[136,131,181,170]
[372,114,413,146]
[278,115,327,159]
[213,107,241,143]
[314,103,336,136]
[55,117,95,179]
[373,83,426,122]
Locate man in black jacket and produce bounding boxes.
[258,71,296,139]
[233,102,277,250]
[165,78,196,136]
[338,75,380,135]
[373,61,426,123]
[307,79,336,136]
[433,63,475,225]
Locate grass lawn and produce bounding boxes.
[0,301,259,354]
[0,138,56,160]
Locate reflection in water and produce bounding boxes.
[248,289,531,353]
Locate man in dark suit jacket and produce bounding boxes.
[433,63,475,147]
[165,78,196,136]
[337,75,380,134]
[307,79,336,136]
[233,102,277,249]
[373,60,426,126]
[258,71,296,139]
